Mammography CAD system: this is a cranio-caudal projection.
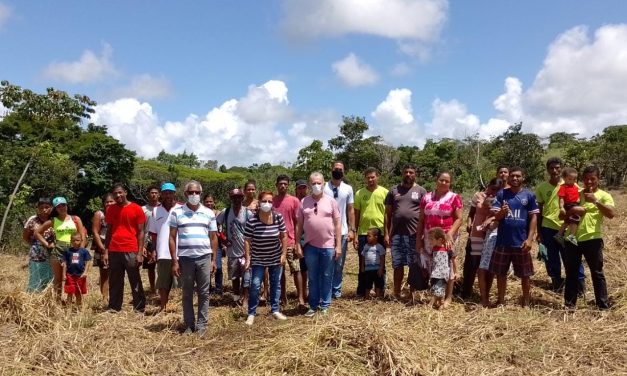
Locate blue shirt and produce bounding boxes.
[63,247,92,276]
[492,188,539,248]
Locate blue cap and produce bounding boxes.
[160,183,176,192]
[52,197,67,207]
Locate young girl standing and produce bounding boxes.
[427,227,457,309]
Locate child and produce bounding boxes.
[428,227,457,309]
[555,167,584,246]
[360,228,386,299]
[62,232,92,307]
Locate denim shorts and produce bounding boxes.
[391,235,417,269]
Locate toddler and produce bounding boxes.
[62,232,92,307]
[555,167,584,246]
[428,227,457,309]
[360,228,386,299]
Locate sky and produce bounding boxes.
[1,0,626,167]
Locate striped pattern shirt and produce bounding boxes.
[169,204,217,258]
[243,212,286,267]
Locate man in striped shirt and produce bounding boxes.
[169,180,218,336]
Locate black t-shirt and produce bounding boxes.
[384,184,426,236]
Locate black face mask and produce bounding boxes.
[332,170,344,180]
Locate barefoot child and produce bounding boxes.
[428,227,457,309]
[62,232,92,307]
[360,228,386,299]
[555,167,584,246]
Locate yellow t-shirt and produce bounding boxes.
[576,189,614,242]
[53,216,77,244]
[354,186,389,235]
[535,181,562,231]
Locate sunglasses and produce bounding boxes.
[260,199,273,203]
[314,202,318,215]
[332,186,338,198]
[187,191,202,195]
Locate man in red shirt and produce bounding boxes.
[104,183,147,312]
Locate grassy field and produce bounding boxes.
[0,191,625,375]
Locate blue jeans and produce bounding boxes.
[540,227,585,281]
[179,254,212,330]
[304,245,334,310]
[332,235,348,298]
[248,264,282,316]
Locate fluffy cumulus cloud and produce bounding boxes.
[43,43,118,84]
[281,0,448,58]
[93,80,340,167]
[0,2,12,27]
[110,74,173,100]
[332,53,379,87]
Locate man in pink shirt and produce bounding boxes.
[273,174,305,307]
[295,172,341,317]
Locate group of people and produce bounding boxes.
[22,158,616,335]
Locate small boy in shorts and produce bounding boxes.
[360,228,386,299]
[62,232,92,307]
[555,167,584,246]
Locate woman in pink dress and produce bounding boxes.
[416,171,464,307]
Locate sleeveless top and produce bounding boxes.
[97,211,107,240]
[53,216,77,244]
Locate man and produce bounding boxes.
[354,167,388,297]
[323,161,355,299]
[103,183,146,312]
[536,157,586,292]
[148,183,179,312]
[142,185,160,295]
[273,175,305,306]
[489,167,539,307]
[169,180,218,336]
[216,188,252,308]
[384,163,426,300]
[295,172,341,317]
[295,179,309,287]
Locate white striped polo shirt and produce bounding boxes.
[169,204,217,258]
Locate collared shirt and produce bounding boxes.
[169,204,217,258]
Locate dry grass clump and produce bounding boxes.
[0,191,625,375]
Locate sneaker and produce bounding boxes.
[320,308,329,315]
[272,312,287,320]
[245,315,255,326]
[553,234,565,247]
[566,235,578,246]
[304,309,316,318]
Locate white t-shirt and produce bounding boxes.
[149,204,180,260]
[323,180,354,235]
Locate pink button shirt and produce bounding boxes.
[299,195,340,249]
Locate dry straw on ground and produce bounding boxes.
[0,191,625,375]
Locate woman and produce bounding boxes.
[416,172,464,308]
[564,165,615,310]
[204,194,224,295]
[243,179,259,213]
[91,193,115,302]
[35,196,85,300]
[243,191,288,325]
[23,197,54,292]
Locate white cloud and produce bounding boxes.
[0,3,12,27]
[332,53,379,87]
[110,74,173,100]
[282,0,448,57]
[43,43,118,84]
[371,88,421,145]
[390,62,412,76]
[93,80,340,167]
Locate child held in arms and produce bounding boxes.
[555,167,585,246]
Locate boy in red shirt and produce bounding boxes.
[555,167,585,246]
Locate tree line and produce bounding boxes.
[1,81,624,249]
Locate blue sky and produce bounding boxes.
[1,1,626,166]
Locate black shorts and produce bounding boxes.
[362,269,384,290]
[142,253,156,270]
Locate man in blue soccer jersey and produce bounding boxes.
[489,167,539,307]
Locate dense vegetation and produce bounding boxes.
[1,81,625,249]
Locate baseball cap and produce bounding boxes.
[52,197,67,207]
[229,188,244,197]
[160,182,176,192]
[295,179,307,187]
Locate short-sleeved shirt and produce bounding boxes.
[536,180,563,231]
[323,181,355,236]
[216,207,252,258]
[575,189,614,242]
[24,215,54,261]
[169,204,217,258]
[384,184,426,236]
[106,203,146,252]
[420,191,464,233]
[492,188,540,248]
[558,184,580,205]
[361,243,385,271]
[243,212,286,266]
[63,247,92,276]
[354,186,389,235]
[148,205,180,260]
[299,195,340,249]
[272,195,300,246]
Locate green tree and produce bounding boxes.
[594,125,627,187]
[328,116,381,171]
[292,140,334,180]
[152,150,201,168]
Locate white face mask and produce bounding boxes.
[259,202,273,213]
[187,194,201,206]
[311,184,323,195]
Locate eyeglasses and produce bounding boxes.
[187,191,201,195]
[332,186,338,198]
[314,202,318,215]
